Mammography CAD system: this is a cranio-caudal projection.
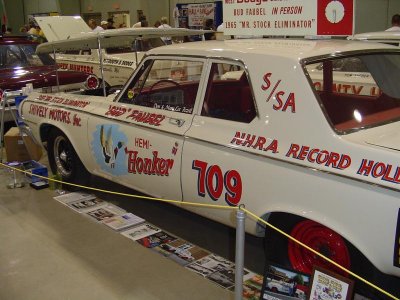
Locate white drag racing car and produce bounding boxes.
[18,37,400,296]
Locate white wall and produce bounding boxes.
[23,0,60,16]
[80,0,170,27]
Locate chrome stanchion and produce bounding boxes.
[234,204,246,300]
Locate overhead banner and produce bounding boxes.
[223,0,354,36]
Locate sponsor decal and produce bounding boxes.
[91,124,128,175]
[38,94,90,108]
[58,62,94,74]
[313,81,382,97]
[28,103,81,127]
[105,105,166,126]
[394,209,400,268]
[286,143,351,170]
[135,138,151,149]
[228,132,400,188]
[357,159,400,184]
[262,72,296,113]
[125,110,166,126]
[230,131,278,153]
[192,160,242,206]
[125,150,174,176]
[103,58,135,67]
[91,125,176,176]
[127,89,134,99]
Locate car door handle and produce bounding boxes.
[169,118,185,127]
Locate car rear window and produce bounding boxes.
[306,53,400,133]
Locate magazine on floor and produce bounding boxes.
[185,254,235,277]
[85,204,126,222]
[53,192,96,205]
[121,223,161,241]
[241,274,264,299]
[159,238,209,266]
[67,197,106,213]
[136,230,177,248]
[102,212,145,231]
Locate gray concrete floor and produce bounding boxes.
[0,166,234,300]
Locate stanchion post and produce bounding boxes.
[235,204,246,300]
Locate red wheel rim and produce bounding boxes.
[288,220,350,276]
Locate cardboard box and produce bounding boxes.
[4,127,42,162]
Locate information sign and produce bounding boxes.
[222,0,354,36]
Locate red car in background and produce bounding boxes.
[0,35,99,122]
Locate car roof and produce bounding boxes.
[349,31,400,41]
[146,38,400,62]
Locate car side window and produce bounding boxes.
[119,59,204,114]
[201,63,256,123]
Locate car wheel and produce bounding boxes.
[264,213,387,298]
[264,213,352,276]
[47,128,90,186]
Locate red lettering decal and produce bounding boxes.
[273,91,284,110]
[286,143,300,158]
[261,73,272,91]
[192,160,208,197]
[297,146,310,160]
[264,139,278,153]
[282,93,296,113]
[224,170,242,206]
[372,162,386,178]
[206,165,224,201]
[357,159,374,176]
[352,85,363,95]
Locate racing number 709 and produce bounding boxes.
[192,160,242,206]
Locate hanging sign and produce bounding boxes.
[222,0,354,36]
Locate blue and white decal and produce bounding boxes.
[91,124,128,175]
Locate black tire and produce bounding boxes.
[47,128,90,186]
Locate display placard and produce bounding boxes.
[222,0,354,36]
[308,266,354,300]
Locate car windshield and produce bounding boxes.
[306,53,400,133]
[0,43,55,69]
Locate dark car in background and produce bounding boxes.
[0,35,99,122]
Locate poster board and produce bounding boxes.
[308,266,354,300]
[222,0,354,36]
[176,1,223,29]
[261,262,310,300]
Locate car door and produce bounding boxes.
[87,56,206,200]
[181,59,258,224]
